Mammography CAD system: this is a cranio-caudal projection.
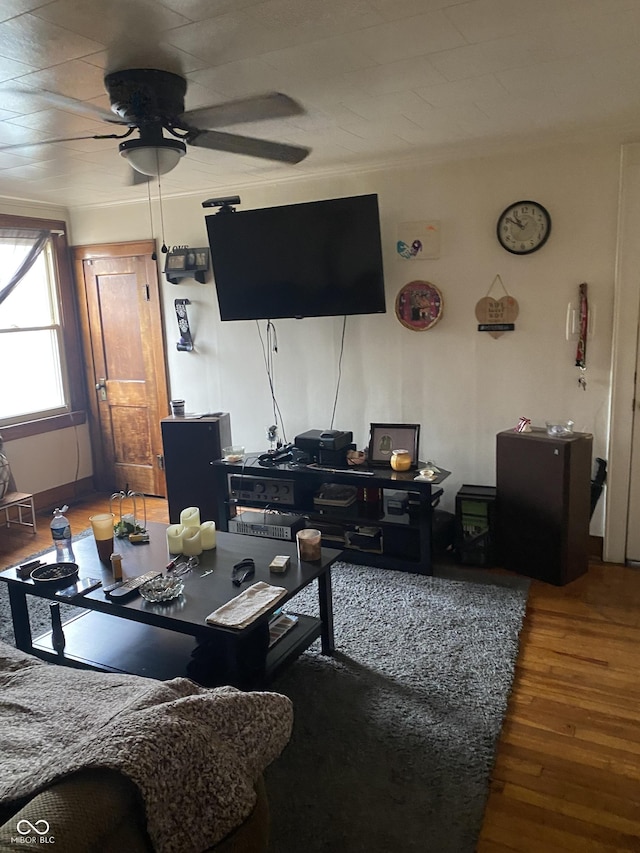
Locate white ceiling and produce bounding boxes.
[0,0,639,209]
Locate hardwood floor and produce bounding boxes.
[478,560,640,853]
[0,492,169,564]
[1,494,638,851]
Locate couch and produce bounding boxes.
[0,641,292,852]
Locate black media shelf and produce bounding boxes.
[213,457,450,575]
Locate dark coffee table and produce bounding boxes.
[0,522,341,688]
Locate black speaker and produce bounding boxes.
[161,413,232,525]
[455,484,497,567]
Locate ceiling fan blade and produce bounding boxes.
[179,92,305,129]
[38,91,125,124]
[6,88,124,125]
[188,129,310,164]
[0,131,129,152]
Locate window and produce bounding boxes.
[0,215,86,437]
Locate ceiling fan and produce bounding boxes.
[3,68,311,181]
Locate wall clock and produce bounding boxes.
[496,200,551,255]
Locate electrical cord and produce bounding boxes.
[329,315,347,430]
[256,320,287,443]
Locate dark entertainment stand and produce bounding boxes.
[212,455,450,575]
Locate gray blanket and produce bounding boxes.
[0,642,293,852]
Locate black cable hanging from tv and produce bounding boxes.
[329,316,347,430]
[256,320,287,444]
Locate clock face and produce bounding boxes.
[497,200,551,255]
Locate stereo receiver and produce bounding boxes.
[228,511,304,541]
[229,475,297,506]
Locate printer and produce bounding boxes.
[294,429,354,466]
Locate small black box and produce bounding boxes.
[387,492,409,514]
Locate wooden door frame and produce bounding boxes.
[605,142,640,563]
[72,240,169,494]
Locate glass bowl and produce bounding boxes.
[222,445,245,462]
[417,468,437,481]
[546,420,574,437]
[139,575,184,603]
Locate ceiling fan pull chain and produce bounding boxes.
[157,164,168,253]
[146,180,158,260]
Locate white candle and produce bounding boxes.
[200,521,217,550]
[166,524,185,555]
[182,526,203,556]
[180,506,201,527]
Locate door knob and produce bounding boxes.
[95,378,107,401]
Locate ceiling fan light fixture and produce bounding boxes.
[119,137,186,176]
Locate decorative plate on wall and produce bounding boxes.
[395,280,444,331]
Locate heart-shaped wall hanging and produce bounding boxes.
[475,296,519,338]
[475,276,519,338]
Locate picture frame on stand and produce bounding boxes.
[367,423,420,467]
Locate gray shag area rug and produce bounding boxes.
[266,561,529,853]
[0,546,529,853]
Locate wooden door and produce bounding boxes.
[73,241,168,496]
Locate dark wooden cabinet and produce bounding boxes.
[496,428,592,585]
[161,414,232,525]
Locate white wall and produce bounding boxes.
[7,426,93,497]
[63,140,620,529]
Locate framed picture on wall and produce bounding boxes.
[367,423,420,467]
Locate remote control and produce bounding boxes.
[104,570,162,600]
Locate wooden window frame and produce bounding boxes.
[0,214,87,441]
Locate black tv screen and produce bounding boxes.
[205,194,386,320]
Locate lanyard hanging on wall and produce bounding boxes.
[575,282,588,390]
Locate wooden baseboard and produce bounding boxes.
[34,477,95,513]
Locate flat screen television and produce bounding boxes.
[205,194,386,320]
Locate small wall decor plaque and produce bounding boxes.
[175,299,194,351]
[396,220,441,260]
[475,275,519,338]
[395,280,444,331]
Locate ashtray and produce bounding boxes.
[139,575,184,603]
[31,562,79,585]
[546,420,574,437]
